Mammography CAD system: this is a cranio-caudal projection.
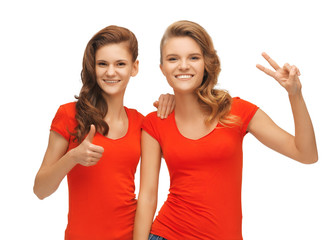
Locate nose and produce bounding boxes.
[179,60,189,70]
[106,65,116,76]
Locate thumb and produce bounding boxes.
[153,101,159,109]
[85,124,96,143]
[290,66,297,76]
[283,63,291,72]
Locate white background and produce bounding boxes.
[1,0,331,239]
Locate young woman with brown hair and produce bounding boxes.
[33,25,174,240]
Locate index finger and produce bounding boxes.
[90,144,104,154]
[158,94,171,119]
[262,52,281,70]
[256,64,275,78]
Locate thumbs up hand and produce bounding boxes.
[71,125,104,167]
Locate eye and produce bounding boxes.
[167,57,177,62]
[96,62,107,67]
[190,55,200,61]
[117,62,126,67]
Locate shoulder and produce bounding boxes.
[141,111,164,143]
[142,110,174,130]
[145,111,158,121]
[143,111,172,126]
[230,97,259,135]
[142,111,159,128]
[57,102,77,118]
[230,97,258,114]
[125,107,144,122]
[142,111,164,128]
[231,97,255,107]
[51,102,77,140]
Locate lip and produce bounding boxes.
[103,79,121,84]
[175,74,194,80]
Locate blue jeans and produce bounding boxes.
[148,233,167,240]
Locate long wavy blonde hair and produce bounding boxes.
[160,20,234,125]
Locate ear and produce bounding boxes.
[160,63,166,76]
[131,60,139,77]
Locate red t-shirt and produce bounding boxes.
[50,102,144,240]
[142,97,258,240]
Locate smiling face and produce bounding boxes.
[160,36,205,95]
[95,42,138,99]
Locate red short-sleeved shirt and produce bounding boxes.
[142,97,258,240]
[50,102,144,240]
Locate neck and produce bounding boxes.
[103,94,126,122]
[174,92,204,120]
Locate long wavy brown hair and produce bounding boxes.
[160,20,235,125]
[72,25,138,143]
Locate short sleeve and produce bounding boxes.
[128,108,144,128]
[231,97,259,136]
[50,104,72,141]
[141,112,161,144]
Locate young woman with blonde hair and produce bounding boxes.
[133,20,318,240]
[33,25,174,240]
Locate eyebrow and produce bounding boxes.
[95,59,129,62]
[165,53,202,58]
[165,54,177,58]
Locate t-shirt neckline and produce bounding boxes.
[96,106,130,141]
[171,111,220,141]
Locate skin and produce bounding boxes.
[153,94,175,119]
[133,37,318,240]
[251,52,318,163]
[160,37,205,95]
[33,42,175,200]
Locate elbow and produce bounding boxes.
[303,156,318,164]
[33,177,46,200]
[33,174,58,200]
[298,153,318,165]
[33,182,53,200]
[36,195,46,200]
[300,159,317,165]
[137,189,158,210]
[33,186,46,200]
[137,192,158,207]
[293,144,318,164]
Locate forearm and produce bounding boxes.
[33,150,77,199]
[289,92,318,163]
[133,193,158,240]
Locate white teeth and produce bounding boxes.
[105,80,120,83]
[176,75,192,79]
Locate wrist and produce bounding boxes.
[67,148,79,166]
[288,90,303,100]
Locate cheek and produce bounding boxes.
[197,63,205,74]
[126,68,134,77]
[95,68,104,78]
[119,68,133,81]
[163,65,173,78]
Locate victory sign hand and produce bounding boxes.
[256,52,302,96]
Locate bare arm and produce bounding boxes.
[250,53,318,164]
[33,125,104,199]
[33,131,76,199]
[133,130,162,240]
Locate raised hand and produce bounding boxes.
[72,124,104,167]
[153,93,175,119]
[256,52,302,96]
